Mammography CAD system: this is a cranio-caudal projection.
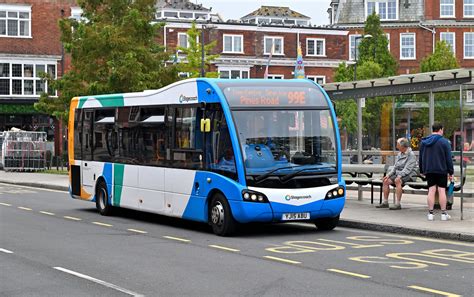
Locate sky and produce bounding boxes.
[197,0,332,25]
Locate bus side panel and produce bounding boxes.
[113,164,140,210]
[182,172,274,223]
[164,168,196,217]
[138,166,165,213]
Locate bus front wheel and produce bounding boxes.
[209,193,236,236]
[314,215,339,231]
[96,180,113,216]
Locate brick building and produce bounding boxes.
[328,0,474,74]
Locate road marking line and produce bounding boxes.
[92,221,113,227]
[163,236,190,242]
[263,256,301,264]
[127,229,147,234]
[408,285,461,297]
[209,245,240,252]
[39,211,55,216]
[327,268,371,279]
[64,216,82,221]
[0,248,13,254]
[18,206,32,211]
[53,267,143,297]
[0,202,12,206]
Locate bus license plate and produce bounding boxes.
[282,212,310,221]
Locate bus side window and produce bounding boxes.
[172,106,203,169]
[73,109,82,160]
[82,110,93,161]
[94,108,115,162]
[139,106,167,166]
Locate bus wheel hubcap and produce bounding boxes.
[99,188,107,209]
[211,202,224,226]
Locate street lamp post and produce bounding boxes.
[200,24,216,78]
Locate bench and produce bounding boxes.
[342,164,388,203]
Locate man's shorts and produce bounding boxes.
[388,175,413,184]
[426,173,448,188]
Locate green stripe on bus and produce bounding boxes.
[78,97,87,109]
[113,164,125,206]
[77,94,124,109]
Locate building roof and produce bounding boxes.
[156,0,210,12]
[241,6,310,20]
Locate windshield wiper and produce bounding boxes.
[280,165,336,183]
[254,166,297,183]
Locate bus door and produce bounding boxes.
[81,110,95,193]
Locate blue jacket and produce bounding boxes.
[419,134,454,175]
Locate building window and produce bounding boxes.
[440,32,456,53]
[267,74,284,79]
[400,33,416,60]
[307,76,326,84]
[349,34,362,61]
[0,61,56,96]
[223,34,243,53]
[465,32,474,58]
[306,38,325,56]
[219,69,249,79]
[386,33,391,51]
[440,0,455,17]
[264,36,284,55]
[0,4,31,38]
[366,0,397,20]
[178,32,188,48]
[465,0,474,17]
[70,7,84,21]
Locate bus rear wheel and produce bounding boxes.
[96,180,113,216]
[209,193,236,236]
[314,215,339,231]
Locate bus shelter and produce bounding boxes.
[322,68,473,219]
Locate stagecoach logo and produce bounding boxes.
[285,194,312,201]
[179,94,198,103]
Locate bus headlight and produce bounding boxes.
[242,190,268,203]
[325,186,345,200]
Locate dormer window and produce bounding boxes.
[365,0,398,20]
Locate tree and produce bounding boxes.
[358,13,397,77]
[176,22,219,78]
[35,0,178,122]
[420,41,460,138]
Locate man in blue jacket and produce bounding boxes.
[419,122,454,221]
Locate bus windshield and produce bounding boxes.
[232,109,337,182]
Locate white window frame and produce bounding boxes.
[385,33,391,51]
[0,60,57,97]
[464,0,474,17]
[349,34,362,61]
[365,0,398,20]
[400,33,416,60]
[440,32,456,54]
[267,74,284,79]
[307,75,326,84]
[464,32,474,59]
[177,32,189,48]
[306,38,326,57]
[264,36,284,55]
[440,0,455,18]
[0,4,32,38]
[222,34,244,54]
[218,67,250,79]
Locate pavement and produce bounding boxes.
[0,170,473,242]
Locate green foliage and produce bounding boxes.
[356,60,383,80]
[176,22,219,78]
[358,14,397,77]
[35,0,178,122]
[420,40,459,72]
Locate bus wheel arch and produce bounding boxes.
[95,177,113,216]
[208,191,237,236]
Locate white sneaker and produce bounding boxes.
[427,213,434,221]
[441,213,451,221]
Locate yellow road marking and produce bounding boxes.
[327,268,371,279]
[263,256,301,264]
[64,216,82,221]
[163,236,191,242]
[408,285,461,297]
[39,211,55,216]
[209,245,240,252]
[18,206,32,211]
[127,229,147,234]
[0,202,12,206]
[92,221,113,227]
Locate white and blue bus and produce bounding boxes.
[68,78,344,236]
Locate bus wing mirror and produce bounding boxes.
[200,118,211,132]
